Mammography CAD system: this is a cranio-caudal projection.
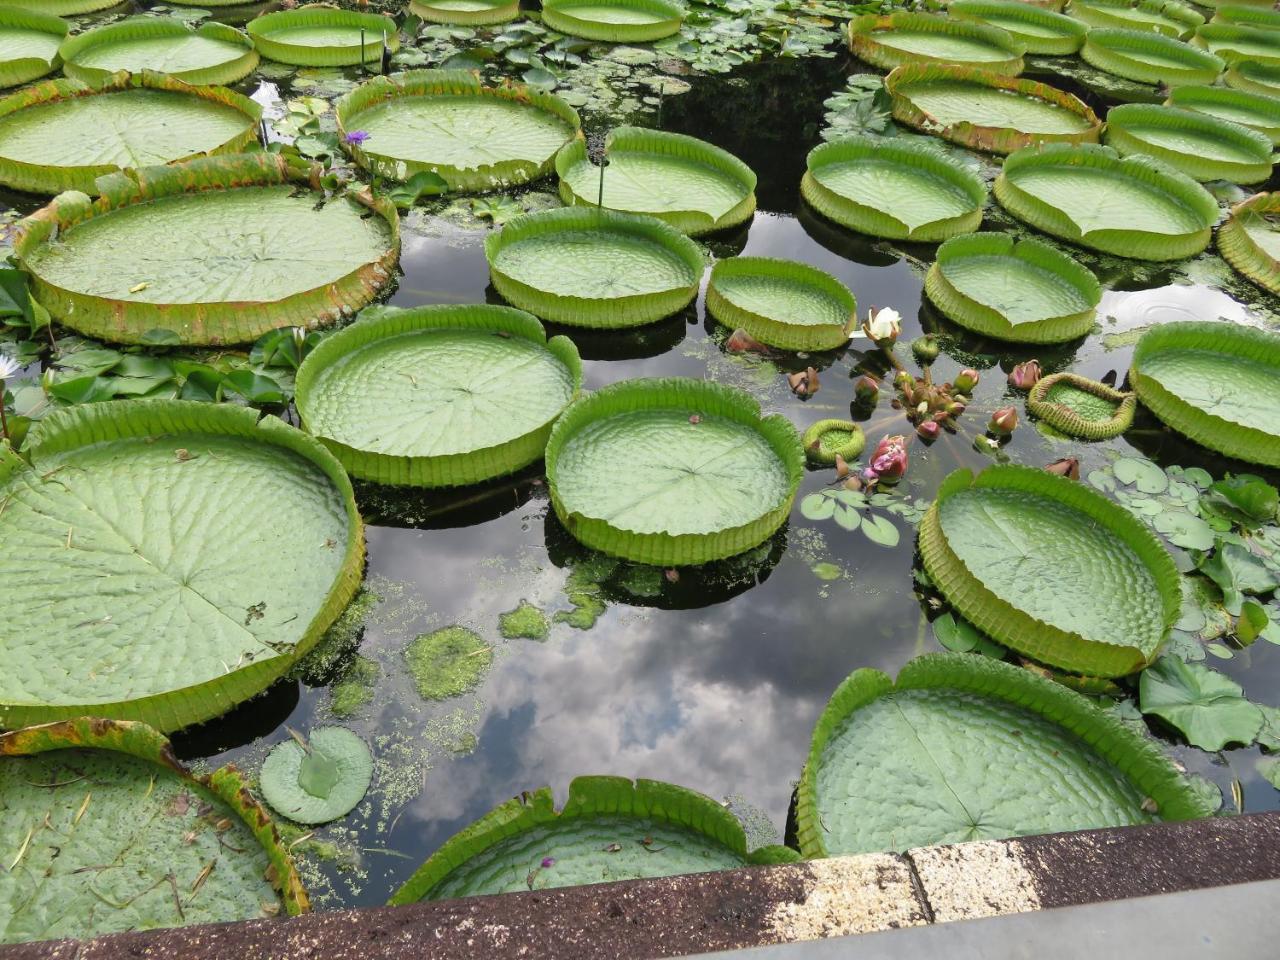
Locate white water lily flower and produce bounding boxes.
[863,307,902,344]
[0,353,20,380]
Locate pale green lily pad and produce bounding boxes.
[1139,657,1264,749]
[259,727,374,825]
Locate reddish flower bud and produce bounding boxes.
[1008,359,1042,391]
[988,406,1018,435]
[954,368,979,393]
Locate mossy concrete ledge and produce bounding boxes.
[5,814,1280,959]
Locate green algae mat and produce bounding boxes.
[1131,321,1280,467]
[706,256,856,351]
[391,776,797,902]
[13,154,399,345]
[541,0,686,42]
[0,72,262,196]
[59,18,259,86]
[0,401,363,733]
[849,12,1027,74]
[295,304,582,487]
[247,5,400,67]
[0,719,308,944]
[919,465,1180,676]
[0,8,65,89]
[337,70,580,192]
[1103,102,1274,183]
[796,655,1217,856]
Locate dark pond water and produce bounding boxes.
[4,2,1280,910]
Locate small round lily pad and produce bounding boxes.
[406,626,493,700]
[706,256,856,351]
[260,727,374,825]
[247,4,400,67]
[541,0,686,42]
[409,0,519,25]
[58,18,259,87]
[1027,372,1137,439]
[801,419,866,465]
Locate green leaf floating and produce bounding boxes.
[1165,85,1280,144]
[409,0,519,25]
[58,18,259,87]
[1103,103,1273,183]
[1219,191,1280,295]
[1026,372,1136,439]
[545,378,804,566]
[247,5,400,67]
[1226,58,1280,96]
[389,776,798,904]
[993,143,1218,260]
[336,70,580,193]
[1212,6,1280,29]
[0,718,308,945]
[295,304,582,487]
[0,8,66,90]
[884,63,1102,155]
[485,207,703,329]
[0,400,363,733]
[948,0,1087,55]
[801,135,987,242]
[924,232,1100,343]
[13,153,399,346]
[919,465,1181,676]
[706,256,856,351]
[801,419,865,465]
[1139,657,1264,750]
[1193,23,1280,65]
[795,654,1219,857]
[540,0,686,43]
[556,127,757,236]
[848,13,1027,75]
[1130,321,1280,468]
[260,727,373,825]
[1081,28,1225,87]
[0,0,137,15]
[1065,0,1204,40]
[0,71,263,196]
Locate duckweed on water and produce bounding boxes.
[405,626,494,700]
[499,600,552,641]
[329,655,381,718]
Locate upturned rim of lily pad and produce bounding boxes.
[1026,371,1137,439]
[1218,191,1280,295]
[1193,22,1280,66]
[247,4,401,67]
[0,0,121,12]
[407,0,520,26]
[1165,84,1280,143]
[58,17,260,87]
[848,12,1027,75]
[801,419,866,466]
[1065,0,1204,41]
[1103,102,1273,183]
[705,256,856,351]
[1080,27,1225,87]
[948,0,1087,55]
[1226,57,1280,96]
[0,7,66,90]
[541,0,686,43]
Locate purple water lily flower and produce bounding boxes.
[344,130,371,146]
[541,857,556,869]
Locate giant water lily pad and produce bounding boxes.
[541,0,685,42]
[14,153,399,345]
[801,136,987,242]
[0,71,262,196]
[0,8,65,90]
[919,465,1181,676]
[885,64,1101,154]
[1103,102,1273,183]
[295,304,582,487]
[58,18,259,87]
[0,0,117,10]
[1227,58,1280,95]
[924,232,1100,342]
[994,143,1218,260]
[390,776,797,903]
[247,4,400,67]
[795,655,1218,856]
[260,727,373,825]
[545,378,803,565]
[556,127,756,236]
[336,70,580,192]
[1027,371,1136,438]
[706,256,856,351]
[485,207,703,328]
[409,0,519,25]
[949,0,1087,55]
[849,13,1026,74]
[1213,6,1280,29]
[1218,191,1280,294]
[1081,28,1224,86]
[1131,321,1280,467]
[0,719,308,946]
[1194,23,1280,64]
[1166,84,1280,143]
[1066,0,1204,40]
[0,401,363,732]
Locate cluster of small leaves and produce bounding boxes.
[821,75,895,141]
[798,485,927,548]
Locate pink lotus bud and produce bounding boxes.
[947,400,966,417]
[1045,457,1080,480]
[988,406,1018,435]
[954,368,979,393]
[855,375,880,403]
[1008,360,1042,391]
[917,420,940,441]
[870,434,909,482]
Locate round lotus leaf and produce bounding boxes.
[919,465,1181,676]
[849,12,1027,74]
[924,232,1100,343]
[1165,84,1280,143]
[706,256,856,351]
[0,72,262,196]
[1131,321,1280,467]
[556,127,756,236]
[1227,58,1280,96]
[13,153,399,346]
[545,378,804,566]
[247,5,400,67]
[0,401,364,733]
[0,8,65,90]
[949,0,1087,55]
[994,143,1218,260]
[795,655,1219,857]
[1104,103,1273,183]
[58,18,259,87]
[885,64,1101,154]
[801,135,988,243]
[295,304,582,487]
[1219,191,1280,294]
[1066,0,1204,40]
[1026,372,1136,439]
[541,0,686,42]
[409,0,520,25]
[260,727,373,826]
[336,70,580,193]
[1081,28,1225,87]
[390,776,797,904]
[801,419,865,465]
[485,207,703,329]
[0,718,307,946]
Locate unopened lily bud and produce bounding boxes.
[988,406,1018,435]
[954,368,979,393]
[855,375,880,403]
[1008,359,1042,391]
[917,420,940,441]
[911,335,940,365]
[1045,457,1080,481]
